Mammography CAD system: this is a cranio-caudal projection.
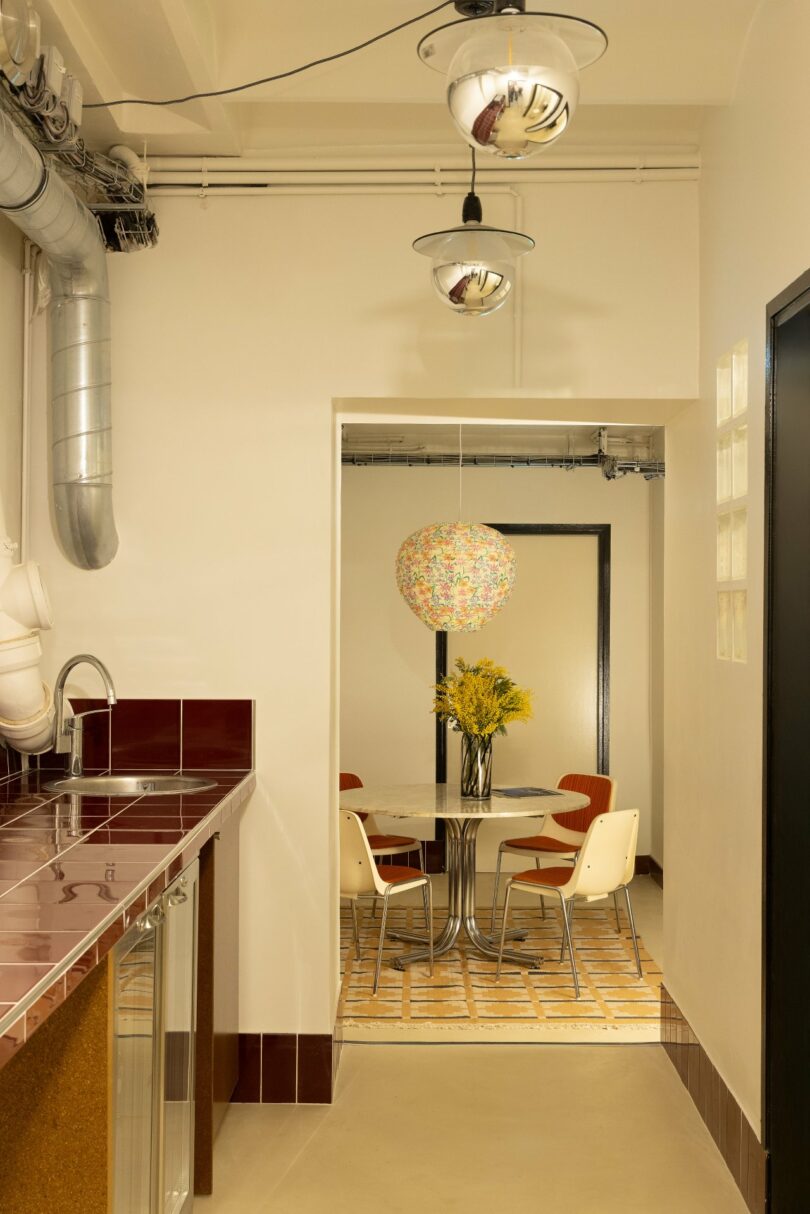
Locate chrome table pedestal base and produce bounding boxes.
[391,818,540,970]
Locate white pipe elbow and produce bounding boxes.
[0,538,55,754]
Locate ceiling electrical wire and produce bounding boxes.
[86,1,456,110]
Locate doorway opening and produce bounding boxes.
[338,416,664,1041]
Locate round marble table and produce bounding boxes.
[339,783,589,969]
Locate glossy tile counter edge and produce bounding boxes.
[0,772,255,1063]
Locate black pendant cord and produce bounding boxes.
[462,149,483,223]
[87,1,458,109]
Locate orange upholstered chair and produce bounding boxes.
[490,772,617,931]
[339,772,423,868]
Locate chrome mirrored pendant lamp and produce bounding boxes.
[418,1,607,160]
[413,150,534,316]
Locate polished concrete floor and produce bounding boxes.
[196,1042,747,1214]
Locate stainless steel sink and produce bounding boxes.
[44,774,218,796]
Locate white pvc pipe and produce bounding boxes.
[20,240,32,564]
[0,320,55,753]
[150,170,698,203]
[149,167,698,190]
[148,152,700,173]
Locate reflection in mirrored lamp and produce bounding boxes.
[413,171,534,316]
[417,3,607,160]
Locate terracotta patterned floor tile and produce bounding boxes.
[339,904,662,1042]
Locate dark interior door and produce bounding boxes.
[764,271,810,1210]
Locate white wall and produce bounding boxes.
[341,465,657,861]
[663,0,810,1135]
[24,178,697,1033]
[0,220,23,544]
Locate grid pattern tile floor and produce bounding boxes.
[339,901,662,1042]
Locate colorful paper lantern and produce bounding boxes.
[396,521,516,632]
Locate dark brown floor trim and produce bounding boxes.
[649,857,664,889]
[661,987,766,1213]
[234,1031,340,1105]
[634,854,651,875]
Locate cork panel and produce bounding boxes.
[0,959,109,1214]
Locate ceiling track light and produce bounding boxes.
[413,148,534,316]
[419,5,607,160]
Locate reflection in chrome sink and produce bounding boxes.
[43,774,217,797]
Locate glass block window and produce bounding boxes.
[716,340,748,662]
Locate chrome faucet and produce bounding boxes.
[53,654,117,777]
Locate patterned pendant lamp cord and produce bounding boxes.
[458,423,463,522]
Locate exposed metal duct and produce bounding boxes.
[0,105,117,569]
[341,450,665,478]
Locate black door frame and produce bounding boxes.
[435,523,612,781]
[763,267,810,1210]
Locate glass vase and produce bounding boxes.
[460,732,493,799]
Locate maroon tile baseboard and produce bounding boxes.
[661,986,766,1213]
[235,1031,339,1105]
[649,857,664,889]
[232,1033,261,1103]
[262,1033,297,1103]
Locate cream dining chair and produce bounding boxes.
[340,810,434,995]
[495,808,641,997]
[490,772,617,932]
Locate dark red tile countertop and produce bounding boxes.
[0,766,255,1069]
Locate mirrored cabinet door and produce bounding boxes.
[112,915,163,1214]
[161,860,199,1214]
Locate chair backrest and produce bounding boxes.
[340,811,384,897]
[568,809,639,898]
[339,771,368,822]
[553,772,616,833]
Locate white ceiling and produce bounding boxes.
[33,0,761,157]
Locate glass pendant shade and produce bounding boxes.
[413,220,533,316]
[396,521,516,632]
[418,13,607,160]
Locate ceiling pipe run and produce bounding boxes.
[0,106,118,569]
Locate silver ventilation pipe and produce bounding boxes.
[0,106,117,569]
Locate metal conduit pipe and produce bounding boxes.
[0,107,117,570]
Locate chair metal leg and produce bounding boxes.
[560,897,575,960]
[534,858,546,919]
[490,845,505,932]
[496,882,514,980]
[373,894,390,996]
[422,879,434,977]
[558,892,579,998]
[350,900,361,960]
[613,889,621,932]
[622,885,643,977]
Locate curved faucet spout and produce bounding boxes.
[53,654,117,776]
[55,654,117,705]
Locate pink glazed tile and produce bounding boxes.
[0,1010,25,1066]
[0,963,56,1002]
[25,973,67,1034]
[0,931,89,964]
[65,944,98,996]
